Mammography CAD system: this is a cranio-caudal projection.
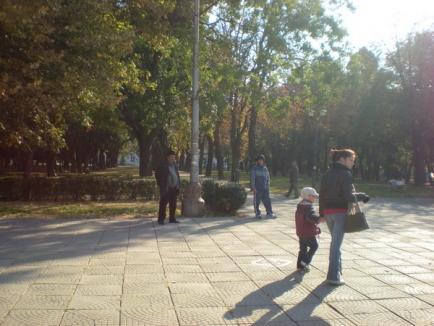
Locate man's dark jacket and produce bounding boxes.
[155,162,180,194]
[319,162,357,216]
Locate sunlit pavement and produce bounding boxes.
[0,195,433,325]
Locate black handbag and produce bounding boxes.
[344,201,369,233]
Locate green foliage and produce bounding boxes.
[1,0,432,190]
[202,179,247,213]
[0,176,158,201]
[130,179,159,201]
[387,31,434,185]
[0,1,138,154]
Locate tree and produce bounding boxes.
[207,0,348,181]
[0,0,138,176]
[117,1,192,176]
[388,31,434,185]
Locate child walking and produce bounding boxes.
[295,187,322,271]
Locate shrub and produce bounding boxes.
[201,179,217,208]
[0,177,24,201]
[178,179,190,201]
[202,179,247,213]
[29,177,56,201]
[135,178,158,200]
[0,175,159,202]
[64,176,87,201]
[83,176,103,201]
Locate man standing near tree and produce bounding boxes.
[250,154,275,219]
[155,150,180,225]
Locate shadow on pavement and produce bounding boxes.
[225,271,338,325]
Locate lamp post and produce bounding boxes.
[182,0,204,216]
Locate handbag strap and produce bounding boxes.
[354,200,361,213]
[351,184,362,213]
[348,200,361,214]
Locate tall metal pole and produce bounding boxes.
[182,0,204,216]
[191,0,200,184]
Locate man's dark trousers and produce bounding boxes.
[254,189,272,216]
[297,237,318,268]
[288,181,299,198]
[158,187,178,223]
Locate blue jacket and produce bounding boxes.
[250,164,270,191]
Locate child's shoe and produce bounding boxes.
[300,261,310,271]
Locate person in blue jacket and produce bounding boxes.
[250,154,275,219]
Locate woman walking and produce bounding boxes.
[319,149,370,285]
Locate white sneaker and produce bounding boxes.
[327,279,345,286]
[266,213,277,218]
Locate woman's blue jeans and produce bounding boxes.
[325,213,346,281]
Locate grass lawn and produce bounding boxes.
[0,201,158,219]
[1,166,432,219]
[233,171,434,198]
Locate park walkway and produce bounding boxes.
[0,195,434,325]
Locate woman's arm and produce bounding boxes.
[342,172,357,204]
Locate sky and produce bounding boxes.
[340,0,434,52]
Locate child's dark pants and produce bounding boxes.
[297,237,318,268]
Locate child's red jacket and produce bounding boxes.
[295,200,321,238]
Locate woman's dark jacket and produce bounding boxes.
[319,162,357,216]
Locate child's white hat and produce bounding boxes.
[301,187,319,199]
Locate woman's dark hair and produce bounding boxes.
[330,148,356,162]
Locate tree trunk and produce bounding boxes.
[405,159,413,184]
[413,128,426,186]
[71,150,77,173]
[214,123,224,180]
[358,156,365,180]
[138,136,153,177]
[199,135,205,175]
[112,150,119,167]
[311,128,320,187]
[248,106,258,169]
[205,135,214,177]
[230,138,241,182]
[230,104,242,182]
[23,150,33,179]
[46,152,56,177]
[179,150,186,171]
[0,158,4,175]
[98,150,106,170]
[322,138,329,174]
[76,152,83,173]
[186,151,192,172]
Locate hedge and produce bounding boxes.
[0,176,158,201]
[0,176,246,213]
[202,179,247,213]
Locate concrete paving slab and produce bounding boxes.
[0,196,433,325]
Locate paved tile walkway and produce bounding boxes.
[0,195,434,325]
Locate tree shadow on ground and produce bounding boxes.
[0,218,163,283]
[188,216,264,235]
[225,271,339,325]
